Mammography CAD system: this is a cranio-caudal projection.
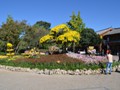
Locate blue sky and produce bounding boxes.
[0,0,120,31]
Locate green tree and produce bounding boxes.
[13,21,49,53]
[35,21,51,30]
[67,12,85,52]
[67,11,85,33]
[0,16,27,52]
[0,40,6,52]
[80,28,101,53]
[20,24,49,50]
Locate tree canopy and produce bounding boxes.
[0,16,49,53]
[0,12,101,54]
[35,21,51,30]
[67,12,85,33]
[0,16,27,51]
[40,24,80,44]
[40,12,85,52]
[40,24,80,52]
[80,28,101,47]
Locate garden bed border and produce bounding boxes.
[0,65,120,75]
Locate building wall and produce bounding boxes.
[104,34,120,55]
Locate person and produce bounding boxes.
[105,50,113,75]
[106,49,110,55]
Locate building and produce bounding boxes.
[96,28,120,55]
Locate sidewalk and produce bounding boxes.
[0,69,120,90]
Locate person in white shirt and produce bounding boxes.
[105,50,113,75]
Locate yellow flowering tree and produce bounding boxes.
[40,24,80,52]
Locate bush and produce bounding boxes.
[0,52,6,55]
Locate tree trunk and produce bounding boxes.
[62,42,67,53]
[72,42,75,52]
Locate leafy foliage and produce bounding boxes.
[67,12,85,52]
[80,28,101,47]
[27,25,49,48]
[67,12,85,33]
[35,21,51,30]
[0,16,50,53]
[0,16,28,52]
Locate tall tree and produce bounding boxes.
[0,16,27,52]
[67,12,85,52]
[67,11,85,33]
[35,21,51,30]
[21,24,49,50]
[79,28,101,53]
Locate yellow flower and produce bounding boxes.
[39,24,81,44]
[7,49,14,52]
[56,30,80,44]
[7,43,13,47]
[68,37,73,41]
[50,24,70,34]
[57,35,65,41]
[0,55,8,59]
[40,34,53,43]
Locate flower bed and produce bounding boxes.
[0,54,120,75]
[66,52,107,64]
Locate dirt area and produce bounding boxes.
[15,54,83,63]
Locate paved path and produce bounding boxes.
[0,69,120,90]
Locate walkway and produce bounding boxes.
[0,69,120,90]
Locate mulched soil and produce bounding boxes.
[14,54,83,63]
